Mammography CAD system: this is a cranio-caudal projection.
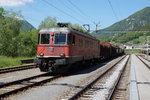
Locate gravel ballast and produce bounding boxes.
[4,56,124,100]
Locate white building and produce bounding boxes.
[124,44,133,49]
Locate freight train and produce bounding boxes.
[36,23,124,73]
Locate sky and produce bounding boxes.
[0,0,150,31]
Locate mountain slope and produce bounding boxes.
[95,7,150,37]
[21,20,35,31]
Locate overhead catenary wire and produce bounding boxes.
[67,0,98,31]
[42,0,84,23]
[107,0,119,20]
[67,0,95,23]
[107,0,123,30]
[59,0,90,24]
[59,0,80,16]
[59,0,94,30]
[115,0,123,18]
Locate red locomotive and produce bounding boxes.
[36,23,124,73]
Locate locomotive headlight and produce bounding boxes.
[39,53,44,56]
[60,53,65,58]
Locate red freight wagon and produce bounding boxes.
[100,42,112,58]
[100,43,109,59]
[111,44,117,57]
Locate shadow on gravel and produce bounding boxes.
[45,56,121,76]
[71,63,106,75]
[69,55,124,76]
[43,63,107,77]
[67,56,124,76]
[50,83,84,89]
[50,83,108,90]
[65,58,114,76]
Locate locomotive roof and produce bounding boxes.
[39,27,98,41]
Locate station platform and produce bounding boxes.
[130,54,150,100]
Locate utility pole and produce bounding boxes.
[94,22,100,34]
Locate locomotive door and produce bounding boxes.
[49,32,54,56]
[69,34,76,56]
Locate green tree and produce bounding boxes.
[16,31,32,56]
[16,29,38,57]
[68,23,86,32]
[0,8,23,57]
[38,16,57,29]
[0,7,6,55]
[30,29,38,56]
[0,8,5,17]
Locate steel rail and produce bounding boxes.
[136,55,150,69]
[68,55,127,100]
[107,55,130,100]
[0,64,36,74]
[0,73,48,88]
[0,73,60,98]
[139,55,150,62]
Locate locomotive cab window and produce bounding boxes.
[40,34,50,44]
[54,33,66,45]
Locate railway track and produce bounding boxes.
[0,73,61,99]
[0,64,36,74]
[62,55,129,100]
[136,55,150,69]
[138,54,150,62]
[111,55,131,100]
[0,55,127,99]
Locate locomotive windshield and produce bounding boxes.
[54,33,66,45]
[40,34,50,44]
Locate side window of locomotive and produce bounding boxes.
[54,33,66,45]
[72,35,75,45]
[90,41,93,48]
[78,38,83,47]
[85,40,89,47]
[95,41,98,48]
[67,34,72,45]
[40,34,50,44]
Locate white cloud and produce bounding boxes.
[0,0,33,7]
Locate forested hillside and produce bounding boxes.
[95,7,150,38]
[97,7,150,45]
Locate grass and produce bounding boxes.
[125,49,142,53]
[0,56,36,68]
